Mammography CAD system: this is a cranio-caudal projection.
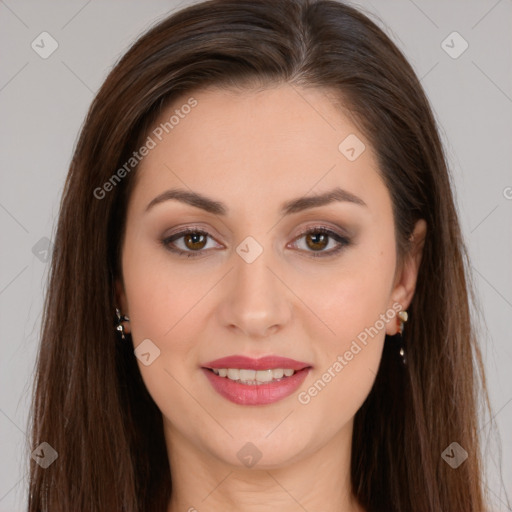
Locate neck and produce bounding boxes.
[164,418,366,512]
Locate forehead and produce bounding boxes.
[130,83,387,216]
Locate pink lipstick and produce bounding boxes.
[201,355,312,406]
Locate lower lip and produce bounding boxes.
[201,367,311,405]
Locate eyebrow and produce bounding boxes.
[145,186,367,216]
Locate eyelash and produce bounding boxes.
[161,226,351,259]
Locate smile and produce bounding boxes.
[201,355,312,405]
[211,367,296,384]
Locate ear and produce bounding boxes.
[386,219,427,336]
[115,278,131,334]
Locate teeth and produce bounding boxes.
[239,369,256,381]
[273,368,284,379]
[227,368,239,380]
[211,368,297,384]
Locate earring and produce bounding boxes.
[397,310,408,365]
[115,308,130,340]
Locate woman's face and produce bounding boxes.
[117,83,424,468]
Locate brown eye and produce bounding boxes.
[162,226,350,259]
[305,232,329,251]
[182,232,207,251]
[290,227,351,258]
[162,229,219,257]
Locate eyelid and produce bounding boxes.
[162,223,225,244]
[292,222,351,241]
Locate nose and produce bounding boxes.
[217,244,292,339]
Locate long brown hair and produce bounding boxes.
[27,0,497,510]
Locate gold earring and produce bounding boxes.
[397,310,408,335]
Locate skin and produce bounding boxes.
[116,83,426,512]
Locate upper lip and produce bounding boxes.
[202,355,312,371]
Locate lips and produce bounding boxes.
[201,355,312,406]
[202,355,311,371]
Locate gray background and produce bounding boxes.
[0,0,511,510]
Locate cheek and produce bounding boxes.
[121,239,224,413]
[303,232,396,349]
[294,233,396,414]
[121,244,210,423]
[122,234,207,342]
